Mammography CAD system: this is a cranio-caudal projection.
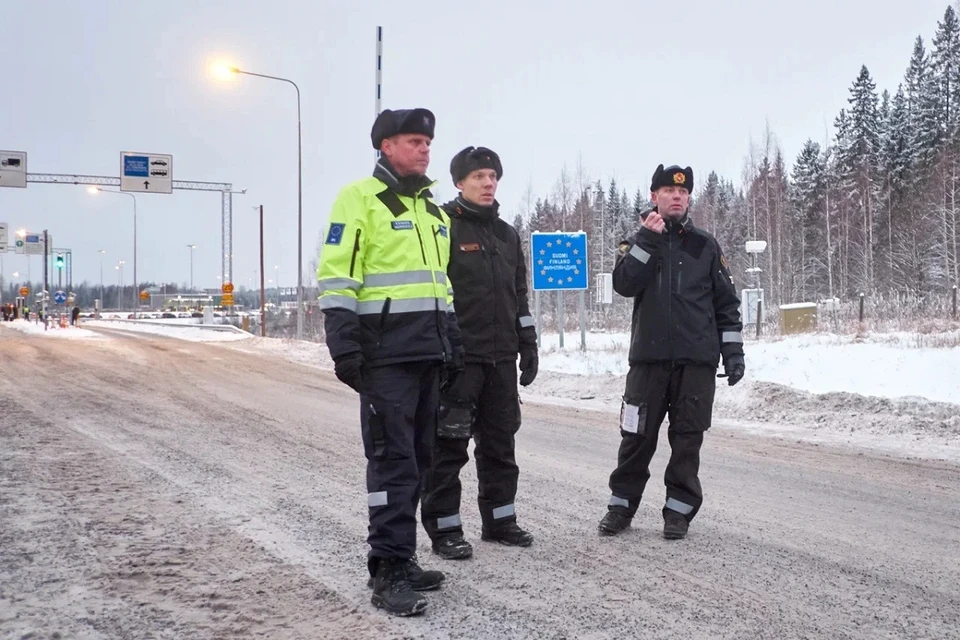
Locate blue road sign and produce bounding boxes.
[53,290,67,304]
[531,232,588,291]
[123,155,150,177]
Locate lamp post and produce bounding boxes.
[98,249,106,308]
[89,187,138,316]
[187,244,197,291]
[115,260,126,311]
[214,62,303,340]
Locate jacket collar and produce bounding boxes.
[373,156,435,198]
[445,195,500,222]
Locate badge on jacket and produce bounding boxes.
[326,222,345,245]
[438,224,448,238]
[392,220,414,230]
[459,243,481,252]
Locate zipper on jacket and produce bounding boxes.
[667,234,674,361]
[414,224,428,265]
[377,297,391,347]
[349,229,362,278]
[432,226,444,268]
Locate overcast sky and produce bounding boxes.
[1,0,955,290]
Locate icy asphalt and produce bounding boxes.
[1,326,958,639]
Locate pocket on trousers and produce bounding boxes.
[364,403,389,459]
[438,398,474,439]
[671,394,713,433]
[619,397,648,437]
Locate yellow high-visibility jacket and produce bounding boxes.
[318,161,460,366]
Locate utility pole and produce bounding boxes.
[259,205,266,337]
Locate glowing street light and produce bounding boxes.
[211,58,304,340]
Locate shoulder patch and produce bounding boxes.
[618,241,630,254]
[391,220,414,230]
[325,222,346,245]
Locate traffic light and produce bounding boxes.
[55,254,64,270]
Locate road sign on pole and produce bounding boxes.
[222,282,234,294]
[0,151,27,188]
[53,290,67,305]
[19,286,29,297]
[120,152,173,193]
[0,222,7,251]
[531,232,589,291]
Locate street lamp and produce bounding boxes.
[213,61,304,340]
[98,249,106,308]
[187,244,197,291]
[274,264,280,308]
[115,260,126,311]
[89,187,138,316]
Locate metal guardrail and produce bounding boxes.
[89,318,250,334]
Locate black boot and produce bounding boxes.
[598,511,632,536]
[366,555,445,591]
[370,558,428,616]
[481,522,534,547]
[432,534,474,560]
[663,512,689,540]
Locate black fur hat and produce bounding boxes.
[450,146,503,185]
[371,108,435,149]
[650,164,693,192]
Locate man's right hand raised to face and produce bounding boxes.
[641,209,666,234]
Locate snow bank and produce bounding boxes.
[84,320,252,343]
[538,331,960,405]
[1,319,103,340]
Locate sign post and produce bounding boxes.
[530,232,589,351]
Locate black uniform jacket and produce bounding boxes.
[443,197,537,364]
[613,214,743,368]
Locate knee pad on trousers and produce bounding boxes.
[438,398,475,439]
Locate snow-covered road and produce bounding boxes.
[1,325,958,639]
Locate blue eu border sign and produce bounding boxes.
[530,232,588,291]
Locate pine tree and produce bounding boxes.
[789,140,827,300]
[931,6,960,135]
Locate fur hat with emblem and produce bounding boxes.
[650,164,693,192]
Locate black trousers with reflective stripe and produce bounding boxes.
[421,362,521,541]
[607,363,716,522]
[359,361,440,571]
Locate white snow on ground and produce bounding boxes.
[83,320,252,343]
[227,329,960,463]
[537,331,960,405]
[1,319,103,340]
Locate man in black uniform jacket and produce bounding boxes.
[598,164,745,540]
[421,146,539,560]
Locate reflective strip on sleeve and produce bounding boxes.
[629,244,651,264]
[609,495,630,509]
[436,514,462,530]
[492,503,515,520]
[368,491,388,507]
[318,277,361,293]
[447,287,454,298]
[665,497,694,515]
[356,297,446,315]
[318,295,358,312]
[721,331,743,343]
[435,272,447,285]
[518,315,535,328]
[364,270,436,288]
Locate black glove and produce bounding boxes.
[333,352,364,393]
[519,347,539,386]
[723,354,745,386]
[442,347,465,393]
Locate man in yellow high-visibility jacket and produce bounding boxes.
[318,107,463,617]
